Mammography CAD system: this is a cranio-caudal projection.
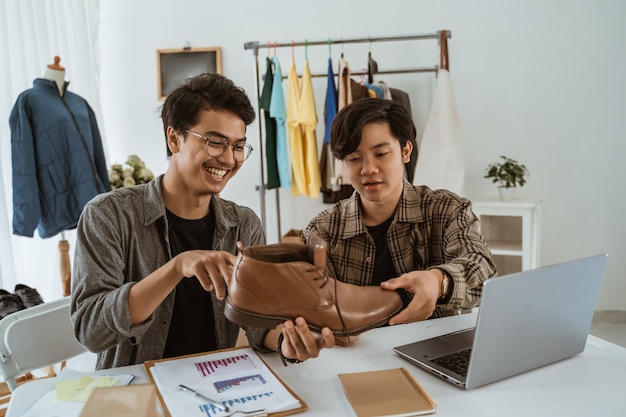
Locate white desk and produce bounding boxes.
[8,312,626,416]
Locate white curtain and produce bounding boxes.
[0,0,103,301]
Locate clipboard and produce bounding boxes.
[144,346,307,417]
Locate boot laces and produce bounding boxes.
[305,266,329,288]
[305,265,350,340]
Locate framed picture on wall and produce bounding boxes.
[156,46,222,101]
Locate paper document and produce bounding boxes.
[147,347,302,417]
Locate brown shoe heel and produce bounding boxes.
[224,299,288,329]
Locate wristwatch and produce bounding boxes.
[439,274,450,300]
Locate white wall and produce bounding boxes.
[99,0,626,311]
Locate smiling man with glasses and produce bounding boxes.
[184,129,253,162]
[71,73,334,370]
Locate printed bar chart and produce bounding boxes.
[214,374,268,393]
[199,392,275,417]
[194,353,257,377]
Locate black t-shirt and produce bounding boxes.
[366,216,397,286]
[367,216,412,308]
[162,207,217,358]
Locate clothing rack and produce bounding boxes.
[244,31,451,239]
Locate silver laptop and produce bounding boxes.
[393,254,608,389]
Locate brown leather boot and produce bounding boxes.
[225,236,403,336]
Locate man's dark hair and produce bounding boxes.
[161,73,256,157]
[330,98,416,160]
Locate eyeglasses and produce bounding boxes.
[185,130,254,162]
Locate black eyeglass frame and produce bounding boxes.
[185,130,254,162]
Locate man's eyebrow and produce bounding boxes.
[346,141,393,156]
[370,141,394,150]
[204,130,247,142]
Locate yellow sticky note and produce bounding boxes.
[55,376,118,402]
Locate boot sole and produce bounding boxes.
[224,299,403,337]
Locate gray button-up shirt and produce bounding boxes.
[71,175,266,369]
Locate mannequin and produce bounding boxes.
[10,53,109,298]
[10,62,109,239]
[44,56,70,294]
[43,56,66,96]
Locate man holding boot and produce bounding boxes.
[293,98,496,359]
[71,73,333,369]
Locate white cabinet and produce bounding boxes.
[471,198,542,276]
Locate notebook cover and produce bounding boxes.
[337,367,436,417]
[144,346,307,417]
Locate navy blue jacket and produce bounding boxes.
[9,78,109,238]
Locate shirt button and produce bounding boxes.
[366,257,372,263]
[162,320,168,325]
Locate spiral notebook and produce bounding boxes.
[337,367,436,417]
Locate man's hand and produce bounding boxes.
[335,333,361,347]
[279,317,338,361]
[174,250,237,299]
[381,269,444,325]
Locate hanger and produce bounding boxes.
[367,53,379,84]
[367,39,378,83]
[439,30,450,71]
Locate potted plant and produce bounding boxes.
[108,154,155,190]
[484,155,529,200]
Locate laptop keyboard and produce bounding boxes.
[431,348,471,377]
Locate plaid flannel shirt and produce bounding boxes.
[302,179,497,317]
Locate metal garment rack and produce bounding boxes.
[243,31,451,239]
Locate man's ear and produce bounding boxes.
[166,127,180,153]
[402,140,413,163]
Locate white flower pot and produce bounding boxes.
[498,187,516,201]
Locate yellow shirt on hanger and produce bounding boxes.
[299,60,321,198]
[286,58,306,196]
